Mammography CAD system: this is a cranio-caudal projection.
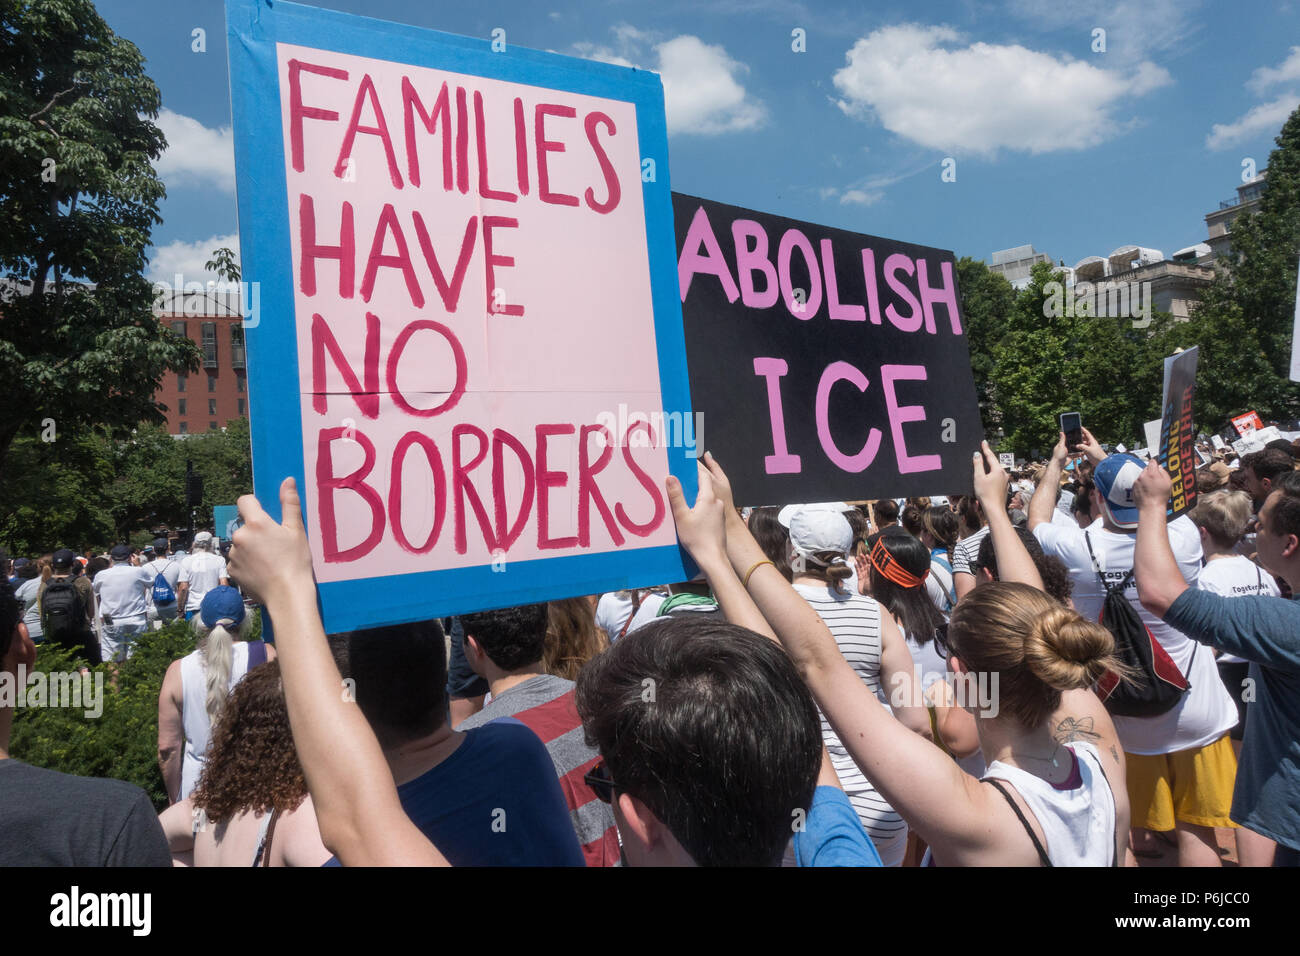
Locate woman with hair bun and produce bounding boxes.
[675,445,1131,866]
[157,586,275,803]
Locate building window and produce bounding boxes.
[209,421,218,431]
[179,422,188,435]
[201,322,218,368]
[178,399,186,416]
[237,398,246,415]
[171,320,187,339]
[230,324,246,369]
[208,374,216,393]
[209,399,217,415]
[236,373,245,393]
[177,374,186,393]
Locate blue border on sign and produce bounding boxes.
[224,0,696,632]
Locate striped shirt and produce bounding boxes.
[459,674,620,866]
[792,583,908,866]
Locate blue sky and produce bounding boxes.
[94,0,1300,281]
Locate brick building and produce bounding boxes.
[153,287,247,434]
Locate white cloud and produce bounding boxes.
[154,108,235,193]
[1206,92,1300,150]
[838,189,882,206]
[1248,46,1300,93]
[1007,0,1200,60]
[1206,47,1300,149]
[147,234,239,285]
[572,27,766,135]
[831,24,1171,156]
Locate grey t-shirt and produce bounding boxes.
[0,759,172,865]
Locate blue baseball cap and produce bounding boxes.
[1093,453,1147,530]
[199,585,246,628]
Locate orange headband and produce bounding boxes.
[870,538,928,589]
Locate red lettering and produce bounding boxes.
[455,86,469,194]
[316,426,384,562]
[452,424,497,554]
[288,59,346,173]
[402,78,452,191]
[386,319,467,417]
[583,112,620,214]
[474,91,517,202]
[616,421,666,537]
[513,97,530,196]
[492,429,535,551]
[334,73,404,189]
[410,212,477,314]
[360,204,423,307]
[299,194,355,299]
[536,424,578,549]
[483,216,525,316]
[578,424,624,547]
[310,311,379,419]
[535,103,580,207]
[389,432,446,554]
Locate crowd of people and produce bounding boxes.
[3,532,232,667]
[1,419,1297,867]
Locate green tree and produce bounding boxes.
[0,0,198,469]
[1174,104,1300,426]
[956,256,1017,438]
[0,427,115,553]
[988,262,1175,455]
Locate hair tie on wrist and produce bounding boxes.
[743,559,774,589]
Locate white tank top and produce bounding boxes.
[180,642,253,800]
[982,742,1116,867]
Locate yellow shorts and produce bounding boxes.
[1125,735,1238,832]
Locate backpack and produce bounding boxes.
[151,560,177,605]
[42,578,88,641]
[1084,533,1194,718]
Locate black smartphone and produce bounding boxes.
[1060,412,1083,451]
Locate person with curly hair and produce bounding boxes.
[158,659,330,867]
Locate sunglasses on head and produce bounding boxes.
[584,760,617,804]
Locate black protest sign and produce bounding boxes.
[1159,347,1199,519]
[673,193,983,506]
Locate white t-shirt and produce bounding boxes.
[16,576,42,638]
[92,563,155,623]
[1197,556,1281,664]
[1032,516,1237,755]
[952,526,991,576]
[925,555,955,614]
[179,552,229,612]
[142,557,182,606]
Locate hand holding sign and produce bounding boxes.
[1132,461,1173,514]
[665,461,727,569]
[229,478,315,606]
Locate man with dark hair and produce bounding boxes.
[1241,448,1294,509]
[458,603,620,865]
[0,577,171,865]
[38,548,99,664]
[328,618,583,866]
[574,614,823,866]
[1136,466,1300,866]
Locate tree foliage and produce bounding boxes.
[0,0,198,471]
[0,418,253,553]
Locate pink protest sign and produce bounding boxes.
[229,1,695,629]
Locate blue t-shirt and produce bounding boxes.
[794,786,883,867]
[1164,587,1300,852]
[327,719,584,866]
